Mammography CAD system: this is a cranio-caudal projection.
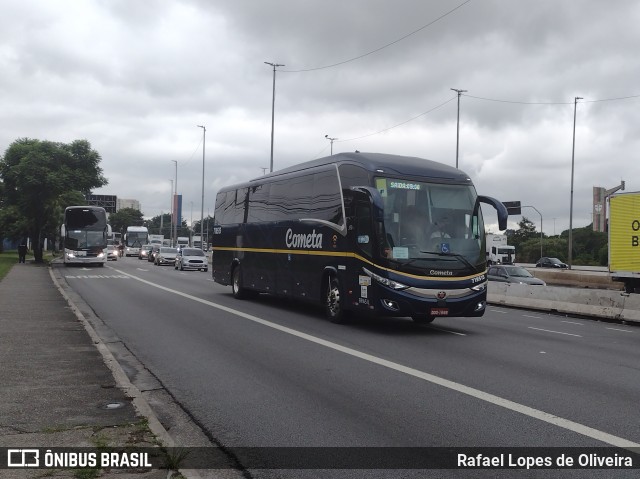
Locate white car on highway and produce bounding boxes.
[174,247,208,272]
[154,247,178,266]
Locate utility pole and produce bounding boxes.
[325,135,337,155]
[265,61,284,172]
[171,160,177,246]
[197,125,206,250]
[523,205,543,260]
[168,179,173,241]
[568,97,582,270]
[451,88,467,168]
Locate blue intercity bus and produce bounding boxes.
[211,152,507,323]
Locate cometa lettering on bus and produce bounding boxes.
[285,228,323,249]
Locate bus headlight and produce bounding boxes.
[66,252,75,259]
[97,252,105,258]
[362,267,409,290]
[471,282,486,292]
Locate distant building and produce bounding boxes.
[117,198,141,212]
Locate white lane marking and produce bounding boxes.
[528,327,582,338]
[562,320,584,325]
[112,267,640,450]
[606,327,634,333]
[523,314,543,319]
[427,326,466,336]
[488,308,507,314]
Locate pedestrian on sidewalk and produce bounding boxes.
[18,242,27,263]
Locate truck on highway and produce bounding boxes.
[177,236,190,248]
[486,233,515,265]
[608,192,640,293]
[148,234,164,246]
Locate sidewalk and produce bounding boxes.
[0,261,167,479]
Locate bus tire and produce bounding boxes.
[325,276,346,324]
[412,314,435,324]
[231,265,247,299]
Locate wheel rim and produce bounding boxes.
[327,280,340,317]
[233,268,240,294]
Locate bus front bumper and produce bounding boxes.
[352,282,487,319]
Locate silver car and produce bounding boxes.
[174,247,208,272]
[154,247,178,266]
[487,265,546,285]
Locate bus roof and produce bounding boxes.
[219,152,471,193]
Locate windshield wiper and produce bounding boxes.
[419,250,477,271]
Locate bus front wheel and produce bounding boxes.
[231,265,247,299]
[325,276,346,324]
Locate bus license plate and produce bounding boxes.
[430,308,449,316]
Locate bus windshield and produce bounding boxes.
[375,178,485,269]
[126,232,148,247]
[67,229,108,249]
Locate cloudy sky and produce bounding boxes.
[2,0,639,234]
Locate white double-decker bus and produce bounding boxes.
[60,206,111,266]
[124,226,149,256]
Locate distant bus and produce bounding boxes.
[211,152,507,324]
[60,206,111,266]
[124,226,149,256]
[112,232,122,245]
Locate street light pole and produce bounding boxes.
[523,205,543,260]
[451,88,467,169]
[168,179,173,240]
[568,97,582,270]
[171,160,177,247]
[265,61,284,173]
[325,135,337,155]
[197,125,206,250]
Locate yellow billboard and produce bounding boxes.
[609,193,640,272]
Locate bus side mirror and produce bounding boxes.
[478,195,508,231]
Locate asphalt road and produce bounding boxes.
[55,257,640,478]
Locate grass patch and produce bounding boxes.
[0,250,22,281]
[0,250,59,281]
[74,468,101,479]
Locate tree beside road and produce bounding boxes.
[0,138,107,262]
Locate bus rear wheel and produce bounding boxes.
[231,265,247,299]
[325,276,346,324]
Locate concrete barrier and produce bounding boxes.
[487,282,638,323]
[620,294,640,322]
[529,269,623,290]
